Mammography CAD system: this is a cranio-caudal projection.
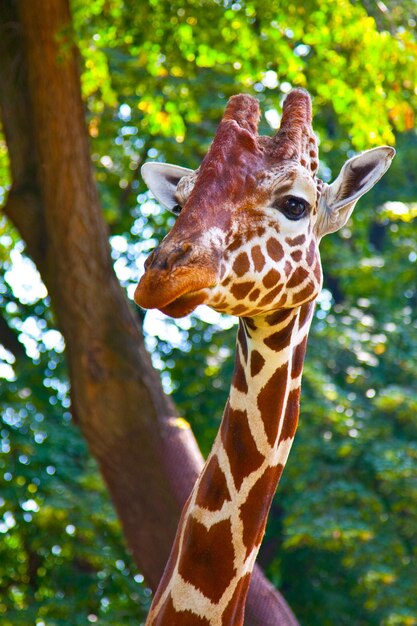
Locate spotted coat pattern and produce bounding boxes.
[147,305,314,625]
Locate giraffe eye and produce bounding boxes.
[278,196,309,220]
[172,204,182,215]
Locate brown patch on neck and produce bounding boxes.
[233,349,248,393]
[279,388,300,442]
[257,362,289,446]
[248,287,261,302]
[250,350,265,377]
[287,266,309,288]
[258,285,284,308]
[291,336,308,379]
[264,308,294,326]
[221,406,264,490]
[178,517,236,604]
[238,322,249,362]
[293,281,316,304]
[263,314,297,351]
[195,455,231,511]
[262,268,281,288]
[240,464,284,557]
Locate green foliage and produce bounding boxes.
[1,0,417,624]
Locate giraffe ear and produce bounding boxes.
[316,146,395,238]
[141,162,194,215]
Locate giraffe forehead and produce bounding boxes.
[258,163,317,205]
[179,161,318,221]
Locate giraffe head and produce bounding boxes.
[135,89,394,318]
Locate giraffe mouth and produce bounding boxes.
[159,288,209,318]
[134,267,216,318]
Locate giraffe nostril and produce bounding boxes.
[165,243,192,271]
[148,242,192,272]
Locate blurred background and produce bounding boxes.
[0,0,416,624]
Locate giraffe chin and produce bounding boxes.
[159,289,208,318]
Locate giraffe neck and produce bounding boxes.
[147,302,315,626]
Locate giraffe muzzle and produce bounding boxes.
[134,244,218,317]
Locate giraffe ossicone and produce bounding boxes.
[135,89,394,626]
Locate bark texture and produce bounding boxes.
[0,1,299,624]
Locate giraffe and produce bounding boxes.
[135,89,394,626]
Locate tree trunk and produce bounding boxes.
[0,1,299,624]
